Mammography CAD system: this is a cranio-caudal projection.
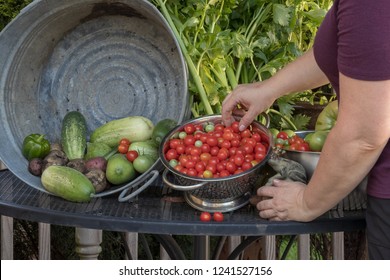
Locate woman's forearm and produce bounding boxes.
[302,74,390,219]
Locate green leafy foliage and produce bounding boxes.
[0,0,32,30]
[151,0,334,129]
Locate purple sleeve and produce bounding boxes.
[337,0,390,81]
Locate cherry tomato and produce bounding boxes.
[184,135,196,146]
[241,129,252,138]
[119,138,131,146]
[184,124,196,134]
[251,132,261,142]
[242,161,253,171]
[165,149,178,161]
[118,143,129,154]
[203,170,213,178]
[226,161,237,174]
[206,135,218,147]
[231,121,240,133]
[200,212,212,222]
[277,131,289,140]
[213,212,224,222]
[126,150,139,162]
[233,154,245,166]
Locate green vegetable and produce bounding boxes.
[128,140,159,161]
[151,118,177,145]
[152,0,331,123]
[61,111,87,160]
[90,116,154,148]
[84,142,112,160]
[307,130,329,152]
[133,155,155,174]
[315,100,338,131]
[105,154,136,185]
[41,165,95,202]
[22,133,51,161]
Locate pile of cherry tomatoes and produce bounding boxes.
[274,131,311,151]
[163,121,270,179]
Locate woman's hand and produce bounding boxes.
[256,179,315,222]
[221,81,276,130]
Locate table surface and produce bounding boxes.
[0,170,366,236]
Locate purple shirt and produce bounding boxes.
[313,0,390,198]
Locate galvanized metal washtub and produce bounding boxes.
[0,0,190,200]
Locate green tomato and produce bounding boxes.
[133,155,155,173]
[315,100,338,131]
[307,131,329,152]
[304,132,314,143]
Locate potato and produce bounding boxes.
[67,159,87,173]
[85,169,108,193]
[85,157,107,172]
[28,158,44,176]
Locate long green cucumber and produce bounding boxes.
[41,165,95,202]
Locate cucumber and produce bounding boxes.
[90,116,154,148]
[151,118,177,145]
[61,111,87,160]
[41,165,95,202]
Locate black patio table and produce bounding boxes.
[0,169,366,259]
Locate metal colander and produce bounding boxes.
[160,115,273,212]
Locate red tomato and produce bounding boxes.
[233,154,245,166]
[206,135,218,147]
[195,161,206,173]
[205,163,217,174]
[217,148,229,160]
[175,143,186,155]
[241,143,254,155]
[165,149,178,160]
[119,138,131,146]
[187,168,197,177]
[184,135,196,146]
[223,131,234,141]
[241,129,252,138]
[277,131,289,140]
[251,132,261,142]
[231,121,240,133]
[255,152,265,161]
[200,212,212,222]
[126,150,139,162]
[214,124,225,132]
[226,161,237,173]
[169,139,182,149]
[118,143,129,154]
[297,142,310,151]
[210,146,219,156]
[184,124,196,134]
[219,170,230,177]
[213,212,224,222]
[254,143,266,154]
[242,161,253,171]
[200,152,212,163]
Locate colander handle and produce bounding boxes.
[162,169,207,191]
[260,112,270,128]
[117,170,160,202]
